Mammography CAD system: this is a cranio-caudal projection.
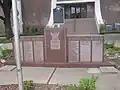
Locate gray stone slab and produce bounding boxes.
[0,71,17,85]
[68,41,79,62]
[0,65,16,71]
[87,68,101,74]
[80,41,91,62]
[21,67,54,84]
[0,66,120,90]
[0,67,55,85]
[100,66,118,74]
[87,68,101,78]
[34,41,44,62]
[49,68,88,85]
[92,41,103,62]
[96,73,120,90]
[24,41,33,62]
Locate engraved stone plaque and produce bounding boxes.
[24,41,33,62]
[44,28,67,63]
[80,41,91,62]
[34,41,44,62]
[92,41,103,62]
[50,32,60,50]
[50,40,60,49]
[69,41,79,62]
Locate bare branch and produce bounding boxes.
[0,16,5,21]
[0,0,3,8]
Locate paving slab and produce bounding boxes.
[87,68,101,77]
[49,68,88,85]
[0,66,120,90]
[49,68,120,90]
[0,71,17,85]
[0,67,55,85]
[87,68,101,74]
[100,66,118,74]
[96,73,120,90]
[21,67,55,84]
[0,65,16,71]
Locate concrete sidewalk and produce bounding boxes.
[0,66,54,85]
[0,66,120,90]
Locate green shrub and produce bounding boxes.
[104,42,115,49]
[66,84,78,90]
[24,26,44,35]
[0,49,13,60]
[99,24,107,33]
[104,42,120,56]
[66,76,97,90]
[0,44,13,60]
[24,80,33,90]
[0,38,11,43]
[78,76,97,90]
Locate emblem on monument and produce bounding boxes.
[50,32,60,50]
[51,32,59,40]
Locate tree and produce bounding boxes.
[0,0,14,40]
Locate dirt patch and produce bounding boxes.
[0,84,18,90]
[0,84,67,90]
[105,56,120,70]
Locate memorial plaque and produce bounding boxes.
[92,41,103,62]
[20,41,23,62]
[50,40,60,50]
[69,41,79,62]
[50,32,60,50]
[34,41,44,62]
[44,28,67,63]
[24,41,33,62]
[53,6,64,23]
[80,40,91,62]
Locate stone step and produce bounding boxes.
[100,66,118,74]
[87,68,101,74]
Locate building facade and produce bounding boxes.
[0,0,120,34]
[48,0,120,33]
[48,0,103,34]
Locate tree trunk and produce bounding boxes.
[4,17,14,40]
[3,0,14,40]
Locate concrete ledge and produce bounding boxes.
[6,60,114,68]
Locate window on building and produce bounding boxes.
[87,3,94,18]
[65,6,70,19]
[76,6,81,18]
[58,2,94,19]
[81,3,87,18]
[70,6,76,18]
